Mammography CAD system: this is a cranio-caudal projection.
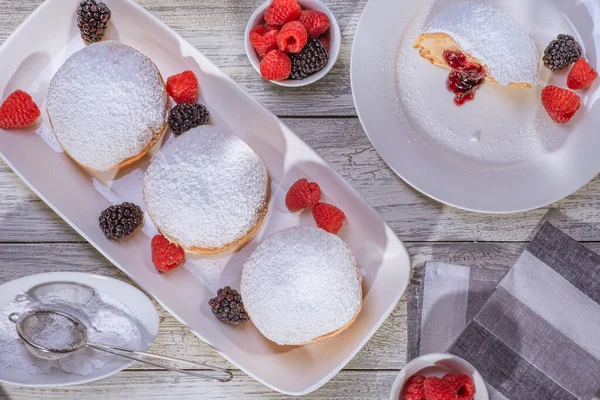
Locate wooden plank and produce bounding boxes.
[3,241,593,371]
[0,166,82,242]
[0,370,397,399]
[0,0,364,116]
[3,118,600,242]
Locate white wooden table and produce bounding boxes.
[2,0,600,398]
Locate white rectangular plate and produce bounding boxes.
[0,0,411,395]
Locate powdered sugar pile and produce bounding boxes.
[35,123,64,153]
[24,313,85,351]
[0,283,141,376]
[241,227,362,345]
[47,41,168,171]
[143,126,269,250]
[424,1,539,86]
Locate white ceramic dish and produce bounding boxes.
[352,0,600,213]
[244,0,341,87]
[0,272,159,387]
[390,353,489,400]
[0,0,411,395]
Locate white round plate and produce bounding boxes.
[389,353,488,400]
[0,272,159,387]
[351,0,600,213]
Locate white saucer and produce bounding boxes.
[0,272,159,387]
[352,0,600,213]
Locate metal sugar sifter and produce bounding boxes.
[8,309,233,382]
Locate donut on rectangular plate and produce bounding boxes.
[241,227,363,346]
[143,126,271,255]
[47,41,169,171]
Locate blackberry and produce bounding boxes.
[99,202,143,240]
[77,0,111,44]
[290,39,328,80]
[543,34,582,72]
[168,103,210,136]
[208,287,249,326]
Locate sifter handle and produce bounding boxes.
[86,342,233,382]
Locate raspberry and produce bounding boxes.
[318,35,330,52]
[249,25,279,58]
[313,202,345,234]
[151,235,185,273]
[264,0,302,26]
[260,50,292,81]
[541,85,581,124]
[442,374,475,400]
[423,377,458,400]
[285,178,321,212]
[0,90,40,129]
[277,21,308,53]
[299,10,330,39]
[567,58,598,90]
[403,375,426,400]
[166,70,198,104]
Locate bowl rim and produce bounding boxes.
[244,0,341,87]
[389,353,490,400]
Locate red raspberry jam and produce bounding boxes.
[443,50,486,106]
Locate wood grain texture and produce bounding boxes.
[0,370,397,399]
[0,0,365,116]
[3,118,600,243]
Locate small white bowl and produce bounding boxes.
[390,353,489,400]
[244,0,341,87]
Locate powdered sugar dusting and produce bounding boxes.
[24,313,84,351]
[183,256,229,292]
[0,283,140,377]
[47,41,168,171]
[92,177,121,205]
[144,126,269,250]
[424,1,539,85]
[35,123,63,153]
[241,227,362,345]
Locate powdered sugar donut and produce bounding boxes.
[143,126,270,254]
[241,227,363,345]
[414,2,539,87]
[47,41,168,171]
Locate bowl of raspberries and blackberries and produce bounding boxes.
[245,0,341,86]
